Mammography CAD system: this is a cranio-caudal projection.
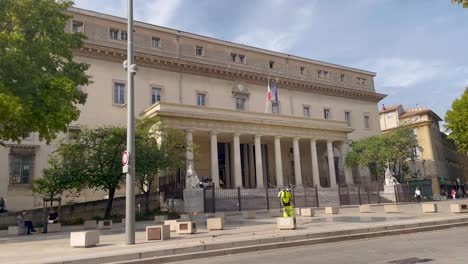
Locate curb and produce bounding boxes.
[47,217,468,264]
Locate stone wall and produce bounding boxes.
[0,193,159,229]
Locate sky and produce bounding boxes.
[73,0,468,126]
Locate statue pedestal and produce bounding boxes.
[381,185,397,202]
[384,185,395,193]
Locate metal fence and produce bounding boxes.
[203,186,319,213]
[338,184,383,206]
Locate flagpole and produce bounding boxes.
[265,78,270,113]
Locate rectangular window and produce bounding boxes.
[269,61,275,69]
[345,111,351,126]
[303,106,310,118]
[120,30,128,41]
[9,148,34,185]
[236,98,246,111]
[110,28,119,40]
[152,37,161,48]
[300,66,305,75]
[324,108,331,119]
[340,74,345,82]
[197,93,206,106]
[113,82,125,105]
[364,114,370,129]
[323,71,329,79]
[272,102,279,114]
[231,53,237,62]
[195,46,204,56]
[72,20,83,33]
[238,54,245,64]
[151,87,161,104]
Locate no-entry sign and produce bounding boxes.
[122,151,129,166]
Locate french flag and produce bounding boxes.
[267,80,272,101]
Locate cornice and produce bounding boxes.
[74,43,386,103]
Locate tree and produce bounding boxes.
[54,126,126,218]
[345,128,421,183]
[451,0,468,8]
[445,88,468,153]
[0,0,90,144]
[135,118,187,212]
[33,157,71,208]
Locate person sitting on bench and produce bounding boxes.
[0,197,7,213]
[48,209,59,224]
[17,211,36,235]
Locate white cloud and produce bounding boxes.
[139,0,182,27]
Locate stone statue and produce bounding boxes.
[384,167,399,186]
[185,163,200,189]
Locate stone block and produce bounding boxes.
[277,217,296,230]
[8,226,26,235]
[243,211,256,219]
[294,208,301,216]
[359,204,372,213]
[214,212,225,219]
[300,208,315,217]
[384,204,400,213]
[47,223,62,232]
[146,225,170,241]
[154,215,168,223]
[176,221,197,234]
[164,220,178,232]
[270,209,282,217]
[84,220,97,229]
[325,207,339,214]
[97,220,113,229]
[450,204,468,213]
[422,203,438,213]
[179,214,192,221]
[70,230,100,248]
[207,217,224,230]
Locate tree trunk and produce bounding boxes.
[104,188,116,218]
[145,191,150,213]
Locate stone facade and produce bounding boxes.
[0,7,385,211]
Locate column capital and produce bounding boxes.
[274,135,282,140]
[293,136,301,141]
[233,132,241,137]
[186,129,195,133]
[327,139,334,144]
[210,130,219,136]
[254,134,263,139]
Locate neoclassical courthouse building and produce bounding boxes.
[0,7,386,210]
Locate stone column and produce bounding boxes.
[340,141,354,185]
[186,130,194,170]
[254,135,264,188]
[310,139,320,187]
[293,137,302,186]
[274,136,284,187]
[233,133,242,188]
[210,131,220,188]
[327,140,337,188]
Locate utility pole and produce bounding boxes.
[123,0,137,245]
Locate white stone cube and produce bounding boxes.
[294,208,301,216]
[146,225,170,241]
[164,220,178,232]
[207,217,224,230]
[359,204,372,213]
[384,204,400,213]
[70,230,100,248]
[97,220,112,229]
[300,208,315,217]
[422,203,437,213]
[47,223,62,232]
[8,226,25,235]
[450,204,468,213]
[176,221,197,234]
[277,217,296,230]
[325,207,339,214]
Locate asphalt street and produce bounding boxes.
[173,226,468,264]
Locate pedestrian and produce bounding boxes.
[414,187,422,203]
[451,188,457,200]
[278,186,294,217]
[0,197,7,213]
[17,211,36,235]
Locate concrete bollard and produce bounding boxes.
[164,220,178,232]
[154,215,168,223]
[8,226,26,235]
[359,204,372,213]
[47,223,62,232]
[294,208,301,216]
[207,217,224,230]
[450,204,468,213]
[243,211,256,219]
[84,220,97,229]
[97,220,113,229]
[70,230,100,248]
[422,203,438,213]
[300,208,315,217]
[325,207,339,214]
[176,221,197,234]
[146,225,170,241]
[384,204,400,213]
[277,217,296,230]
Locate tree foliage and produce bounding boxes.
[445,87,468,153]
[345,128,421,182]
[451,0,468,8]
[0,0,90,144]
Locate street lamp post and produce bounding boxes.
[124,0,136,245]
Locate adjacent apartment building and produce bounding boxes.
[380,105,468,196]
[0,7,386,211]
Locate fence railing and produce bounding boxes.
[338,184,383,206]
[203,186,319,213]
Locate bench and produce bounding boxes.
[70,230,100,248]
[8,226,26,235]
[47,223,62,232]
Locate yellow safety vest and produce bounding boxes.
[280,190,292,206]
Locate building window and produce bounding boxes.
[272,102,279,114]
[318,70,329,79]
[303,106,310,118]
[269,61,275,69]
[231,53,237,62]
[344,111,351,126]
[340,74,345,82]
[72,20,84,33]
[236,97,246,111]
[120,30,128,41]
[195,46,204,56]
[152,37,161,48]
[68,127,81,141]
[113,82,125,105]
[151,87,161,104]
[110,28,119,40]
[387,112,393,119]
[238,54,245,64]
[363,114,370,129]
[300,66,305,75]
[197,93,206,106]
[324,108,331,119]
[9,147,35,185]
[357,77,366,86]
[21,132,31,140]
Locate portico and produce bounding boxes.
[142,102,354,189]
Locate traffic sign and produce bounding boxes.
[122,151,129,166]
[122,165,129,173]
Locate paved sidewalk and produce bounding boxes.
[1,200,467,264]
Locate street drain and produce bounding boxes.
[387,257,434,264]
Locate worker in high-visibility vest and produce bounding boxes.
[278,187,294,217]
